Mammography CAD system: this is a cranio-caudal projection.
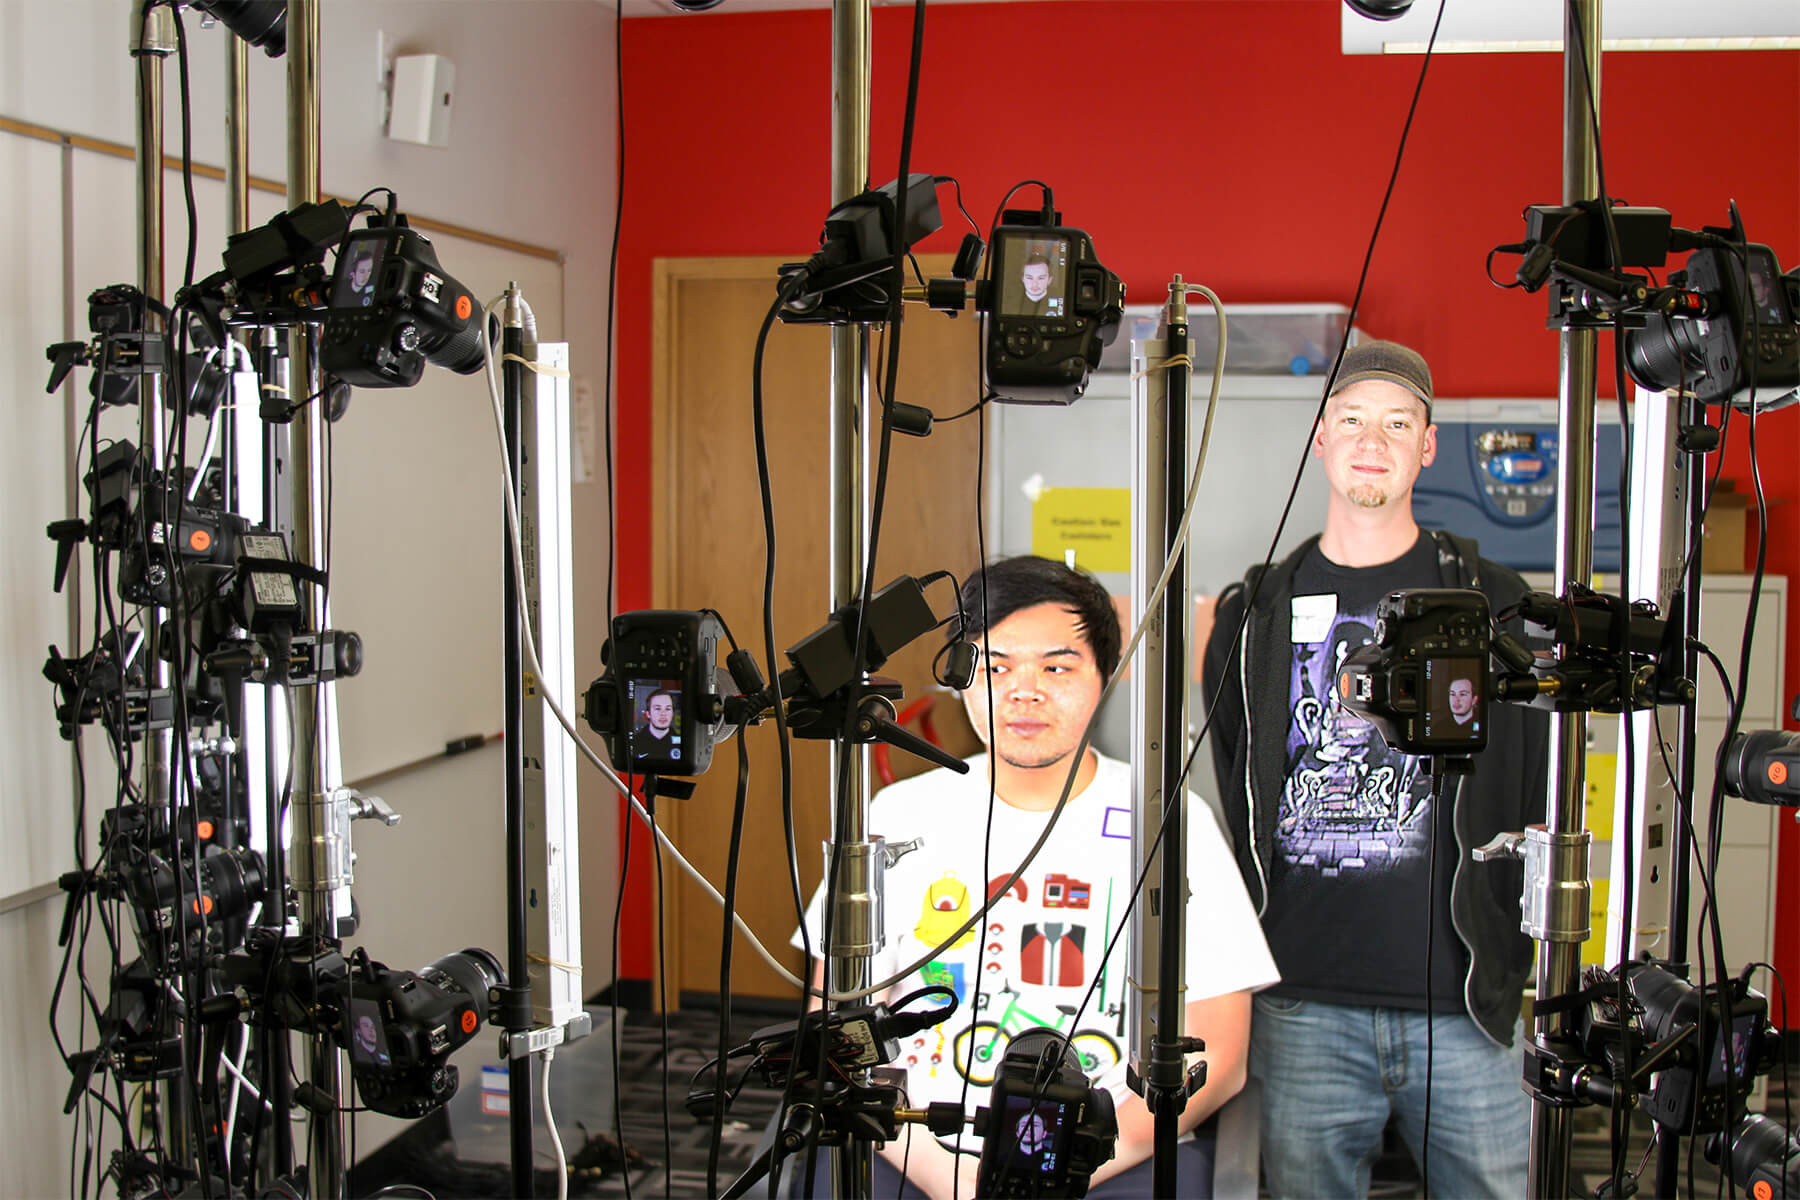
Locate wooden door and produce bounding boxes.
[651,256,985,1002]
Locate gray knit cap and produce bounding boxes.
[1329,340,1433,415]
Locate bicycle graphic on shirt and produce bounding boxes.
[952,984,1122,1086]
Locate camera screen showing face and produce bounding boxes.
[999,234,1071,319]
[1741,246,1792,327]
[331,235,386,309]
[1421,657,1482,744]
[999,1094,1070,1176]
[627,679,684,769]
[347,997,392,1068]
[1705,1012,1761,1087]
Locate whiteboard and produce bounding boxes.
[326,228,564,780]
[2,128,565,901]
[0,134,77,906]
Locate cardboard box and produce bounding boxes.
[1702,486,1750,574]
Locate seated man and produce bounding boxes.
[793,555,1278,1199]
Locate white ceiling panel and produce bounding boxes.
[1342,0,1800,54]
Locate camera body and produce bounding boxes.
[976,1029,1117,1198]
[1336,589,1490,756]
[118,481,244,609]
[321,223,484,388]
[122,847,266,975]
[1627,964,1780,1134]
[584,610,726,777]
[1627,241,1800,409]
[985,214,1124,405]
[345,948,503,1119]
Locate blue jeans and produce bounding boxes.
[1250,994,1528,1199]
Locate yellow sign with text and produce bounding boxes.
[1031,488,1131,574]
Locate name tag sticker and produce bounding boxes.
[1290,593,1337,644]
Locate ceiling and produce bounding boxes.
[617,0,1800,48]
[1341,0,1800,53]
[620,0,1072,15]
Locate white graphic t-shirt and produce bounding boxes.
[793,752,1278,1142]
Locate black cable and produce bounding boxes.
[1421,763,1447,1196]
[649,798,674,1195]
[607,0,623,629]
[706,726,751,1199]
[1693,232,1772,1199]
[609,777,636,1200]
[161,9,227,1189]
[1558,12,1646,1188]
[752,277,804,1200]
[804,8,932,1193]
[1002,0,1454,1167]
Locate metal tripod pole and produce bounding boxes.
[826,3,875,1198]
[131,0,175,817]
[1527,2,1602,1195]
[1128,281,1195,1198]
[282,4,346,1196]
[131,0,187,1168]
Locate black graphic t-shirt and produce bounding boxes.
[1262,532,1466,1009]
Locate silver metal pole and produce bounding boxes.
[130,0,184,1166]
[131,0,174,811]
[827,2,874,1197]
[284,3,344,1196]
[226,35,250,236]
[1527,2,1602,1194]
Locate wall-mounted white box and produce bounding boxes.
[387,54,455,147]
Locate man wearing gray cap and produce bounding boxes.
[1202,340,1548,1198]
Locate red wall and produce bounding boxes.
[615,1,1800,989]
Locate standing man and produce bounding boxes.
[796,555,1278,1199]
[1203,341,1549,1198]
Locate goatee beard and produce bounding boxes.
[1347,484,1389,508]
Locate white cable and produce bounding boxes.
[477,286,1226,1004]
[477,295,807,990]
[540,1047,568,1200]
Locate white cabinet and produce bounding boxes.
[1684,574,1787,975]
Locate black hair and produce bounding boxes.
[955,556,1120,682]
[645,688,676,711]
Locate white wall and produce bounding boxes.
[0,2,622,1191]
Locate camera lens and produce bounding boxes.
[196,848,266,922]
[420,947,504,1027]
[420,301,487,375]
[1625,316,1705,395]
[190,1,287,57]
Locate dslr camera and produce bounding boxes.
[1574,960,1781,1135]
[322,218,486,388]
[975,1028,1118,1198]
[1336,589,1491,756]
[343,947,505,1119]
[985,212,1125,405]
[1627,238,1800,411]
[583,610,728,777]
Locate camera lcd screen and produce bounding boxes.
[1704,1012,1760,1086]
[1420,656,1483,744]
[626,679,684,769]
[998,1094,1071,1175]
[1742,246,1791,327]
[999,233,1071,319]
[347,997,392,1067]
[332,235,387,309]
